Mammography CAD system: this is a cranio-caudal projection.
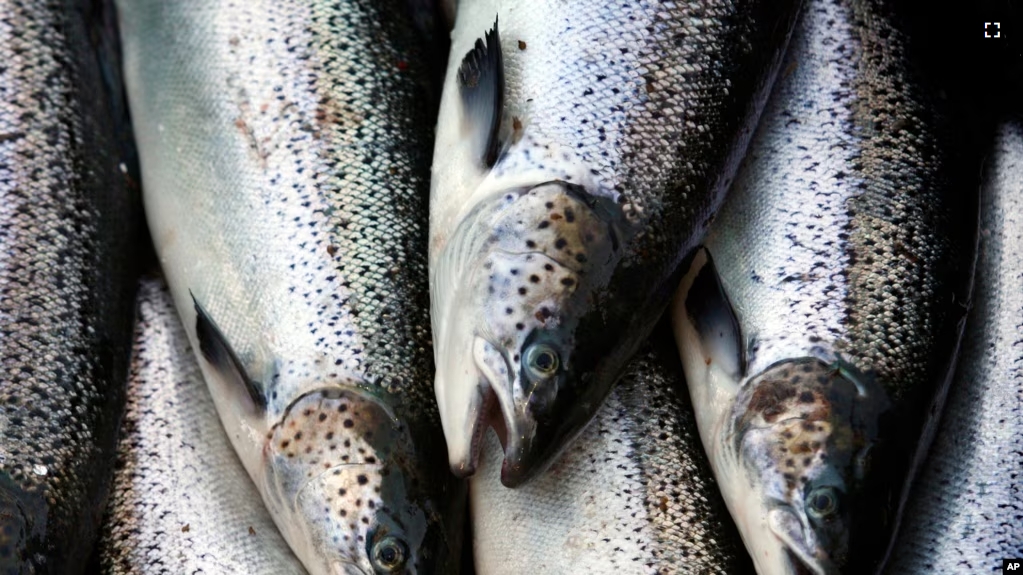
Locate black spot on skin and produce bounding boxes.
[529,275,540,283]
[344,419,354,428]
[281,440,290,449]
[786,458,795,468]
[564,208,575,222]
[357,475,369,485]
[538,221,550,229]
[345,439,351,447]
[506,307,513,314]
[339,488,347,496]
[515,323,525,330]
[318,413,328,422]
[526,240,537,248]
[803,457,812,466]
[366,456,377,464]
[510,269,519,275]
[326,431,334,440]
[545,202,554,209]
[294,432,303,441]
[560,278,575,287]
[518,287,527,295]
[575,253,587,263]
[340,509,347,517]
[544,263,554,272]
[338,404,348,412]
[555,238,568,249]
[801,421,815,432]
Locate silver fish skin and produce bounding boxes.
[670,0,979,573]
[0,0,137,571]
[886,120,1023,574]
[99,276,306,575]
[471,333,753,574]
[116,0,465,573]
[429,0,802,487]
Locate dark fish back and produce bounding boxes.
[0,0,138,571]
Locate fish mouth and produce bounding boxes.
[767,506,839,575]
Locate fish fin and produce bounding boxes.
[457,16,504,168]
[191,291,266,412]
[684,248,745,379]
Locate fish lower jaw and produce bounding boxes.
[452,381,509,479]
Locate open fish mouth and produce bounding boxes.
[433,180,625,485]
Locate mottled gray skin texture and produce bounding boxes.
[430,0,803,487]
[887,120,1023,574]
[471,330,753,574]
[0,0,137,572]
[116,0,464,572]
[675,0,979,572]
[100,277,306,575]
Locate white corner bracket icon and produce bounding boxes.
[985,22,1001,38]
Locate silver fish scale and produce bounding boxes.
[119,0,436,416]
[0,0,135,570]
[887,121,1023,574]
[491,0,789,259]
[472,340,749,574]
[708,0,973,405]
[100,277,306,575]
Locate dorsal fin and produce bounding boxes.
[684,248,745,379]
[191,292,266,412]
[457,16,504,168]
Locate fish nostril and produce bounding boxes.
[525,380,559,421]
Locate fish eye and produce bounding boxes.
[525,343,559,378]
[806,486,840,519]
[370,535,409,573]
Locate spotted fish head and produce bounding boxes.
[433,180,625,486]
[262,387,455,575]
[728,359,888,575]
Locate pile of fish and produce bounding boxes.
[0,0,1019,573]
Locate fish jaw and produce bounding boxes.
[432,180,626,484]
[259,387,453,575]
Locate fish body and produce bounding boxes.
[886,120,1023,574]
[670,0,979,573]
[471,331,752,574]
[100,277,306,575]
[429,0,802,486]
[0,0,138,571]
[116,0,464,573]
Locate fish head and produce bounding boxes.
[263,387,456,575]
[433,180,625,485]
[728,358,887,575]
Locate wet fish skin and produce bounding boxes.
[0,0,138,571]
[430,0,802,487]
[471,329,753,574]
[886,120,1023,574]
[116,0,464,573]
[99,277,306,575]
[671,0,979,573]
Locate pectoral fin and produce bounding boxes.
[191,292,266,413]
[684,248,745,380]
